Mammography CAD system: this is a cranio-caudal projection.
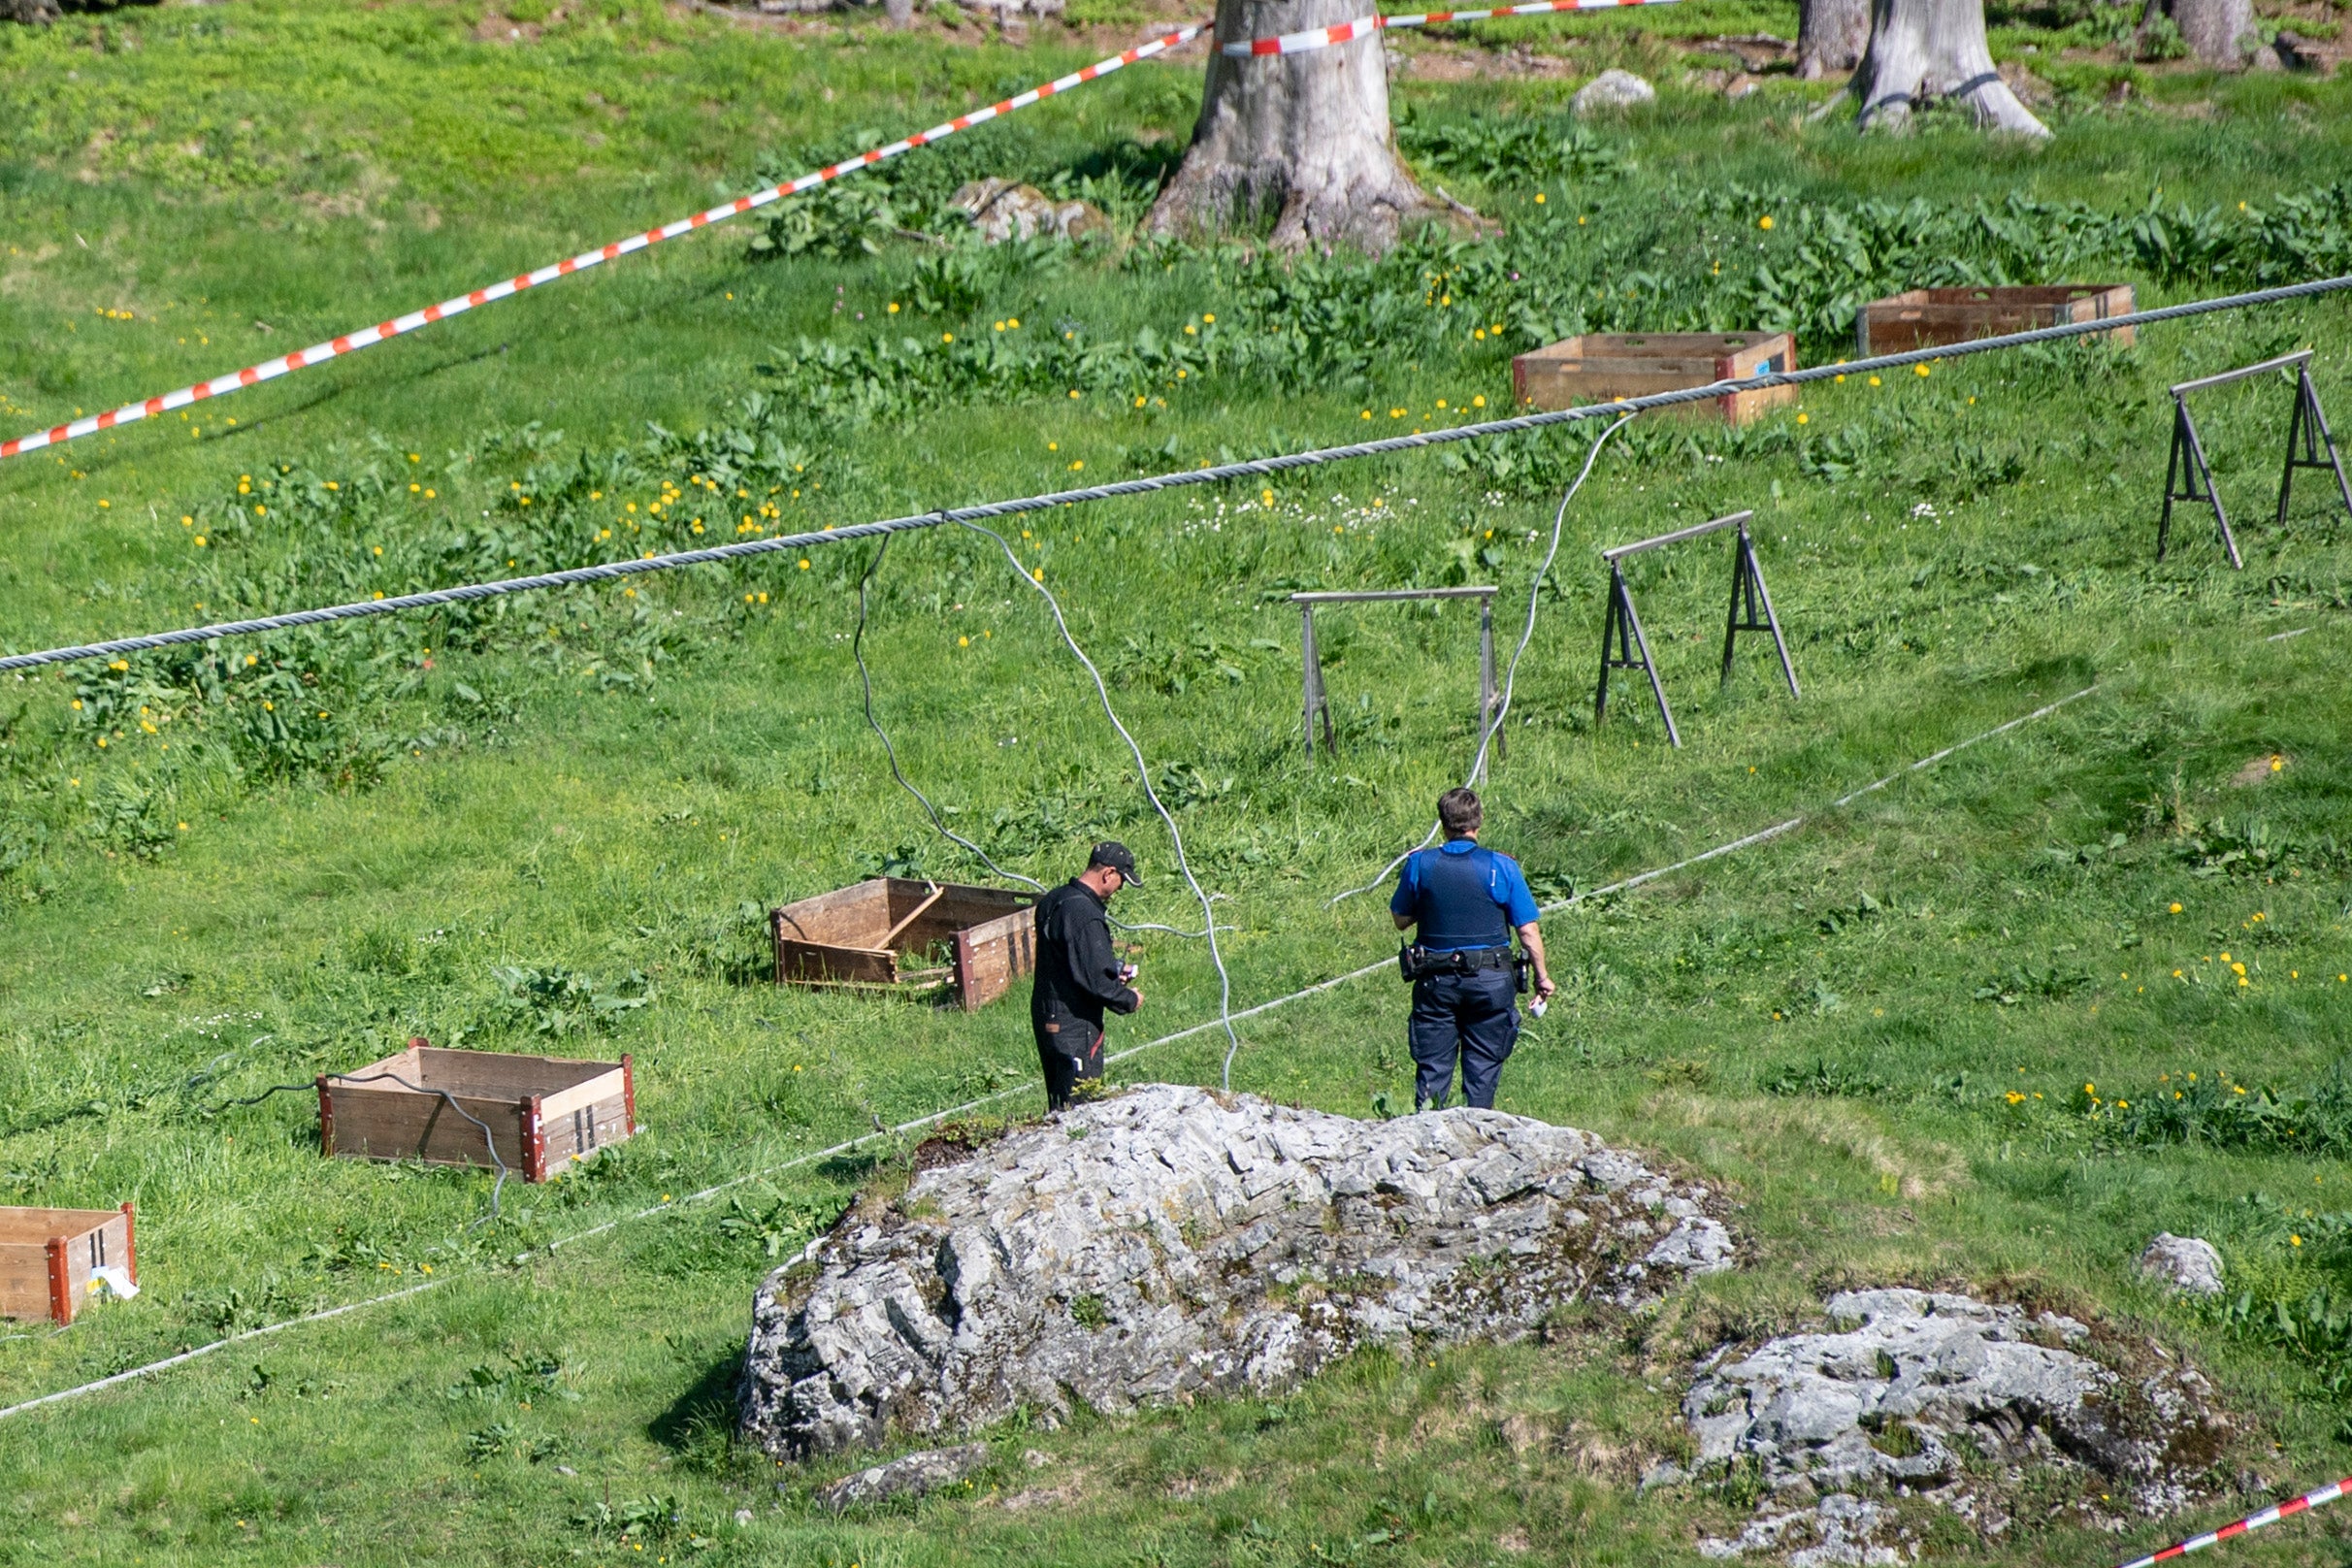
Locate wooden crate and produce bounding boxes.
[318,1039,636,1183]
[0,1204,135,1324]
[1511,332,1798,425]
[1856,284,2136,355]
[771,877,1038,1011]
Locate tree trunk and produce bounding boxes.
[3,0,61,22]
[1852,0,2048,135]
[1798,0,1871,79]
[2169,0,2251,65]
[1147,0,1443,253]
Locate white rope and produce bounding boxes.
[850,529,1226,940]
[953,520,1246,1090]
[1324,409,1639,908]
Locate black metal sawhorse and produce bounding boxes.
[1293,586,1500,766]
[2160,348,2352,570]
[1596,508,1798,749]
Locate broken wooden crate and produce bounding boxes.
[318,1039,637,1182]
[770,877,1037,1010]
[1856,284,2136,355]
[1,1203,135,1324]
[1511,333,1798,425]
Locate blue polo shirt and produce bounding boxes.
[1390,839,1541,951]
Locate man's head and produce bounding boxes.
[1080,840,1143,897]
[1437,787,1483,841]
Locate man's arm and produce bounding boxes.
[1068,906,1140,1013]
[1388,852,1420,932]
[1494,857,1555,999]
[1516,922,1556,999]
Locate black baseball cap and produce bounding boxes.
[1088,841,1144,888]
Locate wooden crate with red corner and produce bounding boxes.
[317,1038,636,1182]
[0,1204,135,1324]
[771,877,1038,1010]
[1511,332,1799,426]
[1856,284,2136,355]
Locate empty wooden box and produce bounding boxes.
[318,1040,636,1183]
[771,877,1037,1011]
[1,1204,135,1324]
[1512,332,1799,425]
[1856,285,2135,355]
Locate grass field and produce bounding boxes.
[9,1,2352,1564]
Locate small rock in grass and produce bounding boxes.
[1574,69,1655,114]
[2140,1234,2225,1296]
[1639,1459,1691,1491]
[810,1444,989,1512]
[951,180,1107,245]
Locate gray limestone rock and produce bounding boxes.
[1687,1290,2228,1560]
[1574,69,1656,114]
[2139,1234,2225,1297]
[951,179,1107,245]
[810,1443,989,1512]
[741,1085,1733,1458]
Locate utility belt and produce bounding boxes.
[1399,943,1526,992]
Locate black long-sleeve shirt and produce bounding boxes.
[1030,879,1139,1036]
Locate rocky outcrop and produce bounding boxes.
[740,1085,1732,1459]
[1686,1290,2228,1561]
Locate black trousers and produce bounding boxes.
[1408,966,1519,1110]
[1035,1020,1103,1112]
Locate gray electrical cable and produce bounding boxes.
[5,271,2347,677]
[853,528,1046,893]
[1323,408,1641,908]
[850,526,1228,941]
[207,1069,512,1225]
[955,518,1244,1090]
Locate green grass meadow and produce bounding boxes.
[10,2,2352,1565]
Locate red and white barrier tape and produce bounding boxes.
[1220,0,1678,57]
[0,20,1207,464]
[2116,1477,2352,1568]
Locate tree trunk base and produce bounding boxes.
[1150,152,1445,254]
[1147,0,1446,254]
[1853,0,2049,136]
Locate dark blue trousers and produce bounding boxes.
[1409,967,1519,1110]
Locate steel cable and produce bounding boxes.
[4,272,2347,678]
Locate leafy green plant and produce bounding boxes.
[1973,964,2090,1004]
[491,966,655,1035]
[1396,113,1629,185]
[1763,1059,1888,1098]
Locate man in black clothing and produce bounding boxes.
[1030,841,1145,1111]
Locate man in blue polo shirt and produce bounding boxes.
[1389,786,1556,1111]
